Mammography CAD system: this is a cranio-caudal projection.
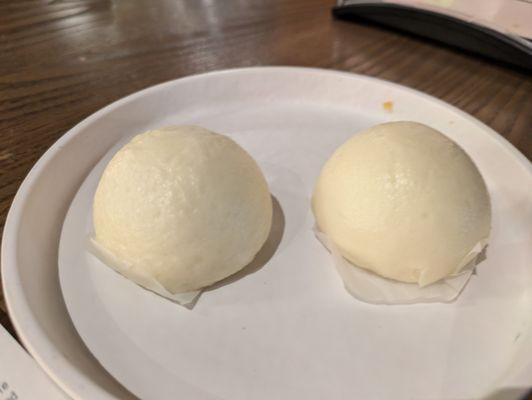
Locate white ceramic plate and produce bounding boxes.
[3,68,531,400]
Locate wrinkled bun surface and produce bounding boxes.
[93,126,272,293]
[312,121,491,286]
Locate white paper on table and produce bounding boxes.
[314,228,487,304]
[0,324,70,399]
[87,237,201,306]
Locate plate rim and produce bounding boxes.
[2,66,531,399]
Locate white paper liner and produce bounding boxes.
[314,228,487,304]
[87,237,201,306]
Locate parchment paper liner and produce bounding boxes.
[314,228,487,304]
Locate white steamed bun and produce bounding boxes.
[93,126,272,295]
[312,121,491,287]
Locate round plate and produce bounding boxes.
[3,68,532,400]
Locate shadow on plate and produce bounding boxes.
[200,194,284,295]
[482,388,531,400]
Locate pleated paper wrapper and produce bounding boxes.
[88,237,201,306]
[314,228,487,305]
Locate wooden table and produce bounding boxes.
[1,0,531,337]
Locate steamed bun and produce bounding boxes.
[93,126,272,294]
[312,121,491,286]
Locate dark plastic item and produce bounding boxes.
[332,2,532,71]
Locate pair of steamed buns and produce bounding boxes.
[92,122,491,303]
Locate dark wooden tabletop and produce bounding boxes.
[0,0,531,336]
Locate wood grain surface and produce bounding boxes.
[0,0,530,337]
